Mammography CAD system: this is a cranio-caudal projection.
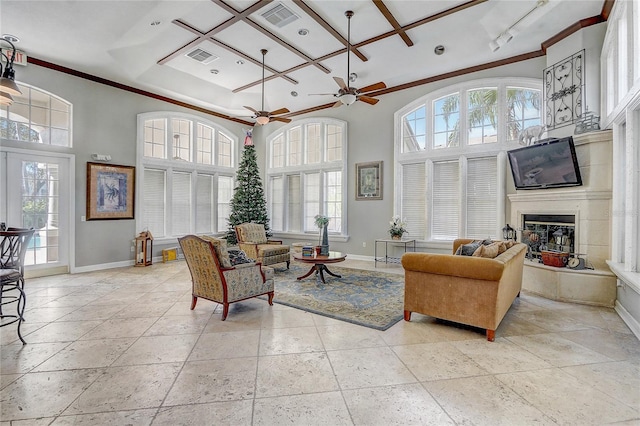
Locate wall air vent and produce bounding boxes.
[261,3,299,28]
[185,48,219,65]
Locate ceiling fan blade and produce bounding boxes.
[271,116,292,123]
[244,105,258,114]
[308,93,337,96]
[269,107,290,116]
[358,82,387,94]
[332,99,343,108]
[333,76,348,90]
[357,95,380,105]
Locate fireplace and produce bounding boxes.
[521,214,575,260]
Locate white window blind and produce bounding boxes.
[432,161,459,240]
[270,176,284,231]
[217,176,233,232]
[143,169,166,237]
[195,174,213,234]
[466,157,498,239]
[304,173,320,231]
[288,127,302,166]
[306,124,321,164]
[171,172,191,236]
[402,162,426,239]
[288,175,301,232]
[326,171,342,232]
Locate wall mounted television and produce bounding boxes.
[507,136,582,190]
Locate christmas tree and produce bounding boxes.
[226,144,271,244]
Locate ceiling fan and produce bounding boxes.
[311,10,386,107]
[244,49,291,125]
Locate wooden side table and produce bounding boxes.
[292,251,346,283]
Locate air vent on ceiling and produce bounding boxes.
[185,48,219,65]
[261,3,299,28]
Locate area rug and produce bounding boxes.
[267,264,404,331]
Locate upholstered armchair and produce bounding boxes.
[235,223,290,269]
[178,235,274,320]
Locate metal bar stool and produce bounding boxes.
[1,229,34,344]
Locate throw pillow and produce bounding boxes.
[455,240,483,256]
[201,236,232,268]
[472,242,500,258]
[228,249,253,266]
[504,240,516,249]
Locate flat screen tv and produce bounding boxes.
[507,136,582,190]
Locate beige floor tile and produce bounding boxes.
[21,306,78,323]
[259,326,324,355]
[379,318,446,345]
[495,368,640,424]
[253,392,352,425]
[328,347,416,389]
[20,320,103,343]
[342,383,455,425]
[316,323,387,350]
[50,409,156,425]
[506,333,615,367]
[424,375,555,425]
[143,313,210,336]
[1,320,48,346]
[79,317,158,340]
[112,334,199,366]
[189,330,260,360]
[255,352,339,398]
[558,328,640,361]
[58,304,125,321]
[163,358,257,405]
[32,338,136,371]
[153,401,253,425]
[0,342,69,374]
[260,306,316,328]
[110,302,174,319]
[1,369,103,420]
[0,373,22,390]
[450,338,553,374]
[63,363,182,415]
[202,302,267,332]
[40,294,102,308]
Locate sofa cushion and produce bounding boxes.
[200,236,232,268]
[228,249,253,266]
[473,242,501,258]
[455,240,483,256]
[237,223,268,244]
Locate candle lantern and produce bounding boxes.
[135,231,153,266]
[502,224,516,241]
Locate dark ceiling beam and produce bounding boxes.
[540,15,605,53]
[601,0,615,20]
[292,0,368,62]
[158,0,272,65]
[372,0,414,47]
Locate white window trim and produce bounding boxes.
[394,78,540,246]
[266,117,349,242]
[136,112,238,244]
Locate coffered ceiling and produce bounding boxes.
[1,0,610,125]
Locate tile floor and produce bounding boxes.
[1,258,639,425]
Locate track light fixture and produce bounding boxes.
[0,36,22,98]
[489,0,547,52]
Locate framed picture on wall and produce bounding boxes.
[86,162,135,220]
[356,161,383,200]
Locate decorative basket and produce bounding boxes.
[541,250,569,267]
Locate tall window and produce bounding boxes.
[138,112,236,239]
[1,83,72,146]
[267,119,347,237]
[396,78,540,241]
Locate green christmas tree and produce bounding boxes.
[226,144,271,244]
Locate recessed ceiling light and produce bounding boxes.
[2,34,19,43]
[236,60,245,65]
[290,91,298,97]
[298,29,309,36]
[150,21,161,26]
[434,45,445,55]
[210,69,219,74]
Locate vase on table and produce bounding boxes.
[391,234,402,240]
[320,224,330,256]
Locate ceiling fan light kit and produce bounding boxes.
[243,48,291,126]
[0,36,23,98]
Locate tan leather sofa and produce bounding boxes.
[401,239,527,341]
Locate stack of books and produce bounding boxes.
[302,246,314,257]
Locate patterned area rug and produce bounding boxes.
[268,264,405,331]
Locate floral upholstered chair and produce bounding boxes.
[235,223,290,269]
[178,235,274,320]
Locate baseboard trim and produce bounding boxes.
[615,301,640,340]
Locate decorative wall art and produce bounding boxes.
[86,162,135,220]
[543,49,585,130]
[356,161,383,200]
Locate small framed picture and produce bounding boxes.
[356,161,383,200]
[86,162,135,220]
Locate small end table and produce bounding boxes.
[374,238,416,267]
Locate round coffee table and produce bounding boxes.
[292,251,347,283]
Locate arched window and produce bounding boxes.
[266,118,348,239]
[137,112,237,239]
[395,78,542,243]
[0,83,72,146]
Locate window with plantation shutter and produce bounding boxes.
[138,112,237,239]
[143,169,166,237]
[196,174,214,234]
[401,163,426,239]
[467,157,498,239]
[432,161,459,240]
[266,118,347,237]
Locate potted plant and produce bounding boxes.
[314,214,330,256]
[389,216,407,240]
